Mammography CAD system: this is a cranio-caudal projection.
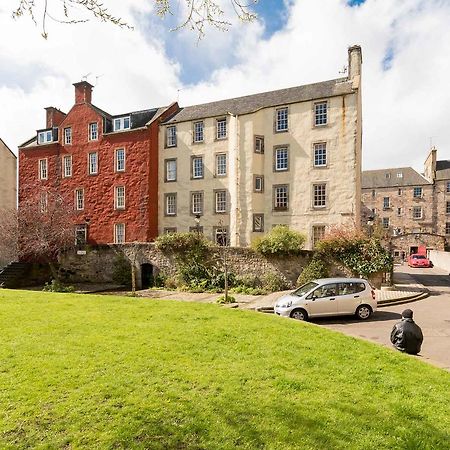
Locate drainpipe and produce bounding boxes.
[227,112,239,247]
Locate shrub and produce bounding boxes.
[297,256,329,286]
[155,232,211,259]
[261,272,289,292]
[216,294,236,304]
[234,274,262,289]
[112,253,131,287]
[252,225,306,256]
[42,279,75,293]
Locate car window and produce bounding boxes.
[292,281,318,297]
[338,282,366,295]
[313,283,337,298]
[413,255,426,260]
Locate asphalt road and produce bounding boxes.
[318,265,450,371]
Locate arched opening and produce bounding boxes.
[141,263,154,289]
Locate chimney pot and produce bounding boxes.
[73,81,93,105]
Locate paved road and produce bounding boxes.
[319,266,450,371]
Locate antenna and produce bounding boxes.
[81,72,92,81]
[339,65,348,74]
[428,136,437,149]
[177,88,183,103]
[94,74,104,87]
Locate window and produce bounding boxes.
[165,159,177,182]
[88,152,98,175]
[164,227,177,234]
[446,223,450,235]
[371,190,376,199]
[313,143,327,167]
[165,193,177,216]
[38,130,53,144]
[314,102,327,126]
[216,118,227,139]
[191,192,203,215]
[255,136,264,153]
[39,159,48,180]
[189,226,204,234]
[312,225,325,248]
[274,147,289,171]
[397,172,403,178]
[413,206,423,219]
[398,188,402,196]
[253,214,264,232]
[115,186,125,209]
[193,121,204,143]
[63,155,72,177]
[214,227,229,246]
[166,125,177,147]
[113,116,130,131]
[254,175,264,192]
[75,225,87,246]
[115,148,125,172]
[413,187,423,198]
[313,184,326,208]
[385,173,391,179]
[382,217,390,228]
[39,192,48,213]
[275,107,288,132]
[64,127,72,145]
[397,207,403,216]
[447,201,450,215]
[114,223,125,244]
[215,190,227,213]
[89,123,98,141]
[75,188,84,210]
[215,153,227,176]
[273,185,289,210]
[447,182,450,193]
[383,197,390,209]
[192,156,204,179]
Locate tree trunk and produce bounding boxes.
[131,263,136,296]
[48,261,60,281]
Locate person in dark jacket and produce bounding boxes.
[390,309,423,355]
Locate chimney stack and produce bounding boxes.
[348,45,362,82]
[73,81,93,105]
[45,107,66,128]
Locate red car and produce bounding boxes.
[408,254,433,268]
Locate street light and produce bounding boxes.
[194,213,201,234]
[217,219,229,303]
[367,215,374,238]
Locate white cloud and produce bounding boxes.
[0,0,449,171]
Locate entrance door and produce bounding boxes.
[307,283,338,317]
[141,263,153,289]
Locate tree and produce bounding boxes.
[12,0,258,39]
[17,187,76,280]
[0,208,19,268]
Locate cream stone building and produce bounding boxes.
[158,46,363,249]
[0,138,17,212]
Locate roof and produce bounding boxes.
[436,160,450,180]
[362,167,430,189]
[163,78,354,124]
[0,138,17,159]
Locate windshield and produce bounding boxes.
[292,282,318,297]
[412,255,426,259]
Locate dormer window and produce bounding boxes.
[113,116,130,132]
[38,129,53,144]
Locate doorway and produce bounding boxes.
[141,263,154,289]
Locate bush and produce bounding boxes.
[42,279,75,293]
[297,256,329,286]
[216,294,236,304]
[252,225,306,256]
[230,286,267,295]
[155,232,212,258]
[261,272,289,292]
[112,254,131,287]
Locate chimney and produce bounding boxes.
[348,45,362,81]
[424,147,437,183]
[73,81,93,105]
[45,107,66,128]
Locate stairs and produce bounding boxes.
[0,262,31,288]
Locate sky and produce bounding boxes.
[0,0,449,172]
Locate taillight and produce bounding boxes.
[371,289,375,300]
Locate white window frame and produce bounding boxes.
[446,182,450,193]
[88,152,98,175]
[274,185,289,210]
[214,227,229,246]
[38,130,53,144]
[275,107,288,132]
[215,190,227,213]
[191,192,203,215]
[115,186,125,210]
[314,101,328,126]
[166,125,177,147]
[215,153,227,176]
[216,118,227,139]
[89,122,98,141]
[63,155,72,178]
[193,121,204,143]
[64,127,72,145]
[382,217,390,228]
[313,183,327,208]
[165,193,177,216]
[312,225,326,248]
[75,188,84,211]
[113,116,130,132]
[255,136,265,154]
[192,156,204,179]
[114,223,125,244]
[397,207,403,217]
[383,197,390,209]
[313,143,327,167]
[115,148,125,172]
[413,206,423,219]
[75,224,87,246]
[165,159,177,182]
[254,175,264,193]
[275,147,289,172]
[39,158,48,180]
[413,187,423,198]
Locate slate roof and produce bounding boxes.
[164,78,354,124]
[436,160,450,180]
[362,167,430,189]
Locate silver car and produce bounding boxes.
[274,278,376,321]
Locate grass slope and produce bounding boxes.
[0,289,449,449]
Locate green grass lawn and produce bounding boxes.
[0,290,449,449]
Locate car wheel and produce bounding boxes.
[290,309,308,321]
[355,305,372,320]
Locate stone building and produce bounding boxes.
[159,45,363,249]
[0,137,17,212]
[19,82,178,245]
[362,148,449,259]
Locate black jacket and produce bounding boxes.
[390,318,423,355]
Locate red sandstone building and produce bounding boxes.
[19,82,178,245]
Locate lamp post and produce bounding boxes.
[367,215,374,238]
[194,214,201,234]
[218,219,229,303]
